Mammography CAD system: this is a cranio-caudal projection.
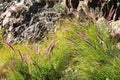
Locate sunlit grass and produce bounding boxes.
[61,20,120,80]
[0,19,120,80]
[0,19,75,80]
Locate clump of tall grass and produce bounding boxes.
[0,22,74,80]
[0,19,120,80]
[62,20,120,80]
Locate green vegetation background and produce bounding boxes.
[0,19,120,80]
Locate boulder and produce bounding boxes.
[107,20,120,39]
[0,0,60,43]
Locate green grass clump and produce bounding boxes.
[0,19,120,80]
[0,21,74,80]
[61,20,120,80]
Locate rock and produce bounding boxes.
[22,21,47,42]
[0,0,60,43]
[107,20,120,38]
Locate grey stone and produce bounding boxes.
[0,0,60,43]
[107,20,120,38]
